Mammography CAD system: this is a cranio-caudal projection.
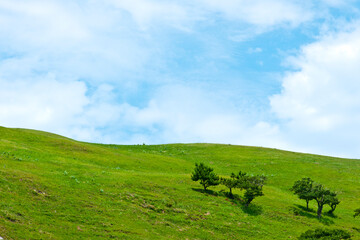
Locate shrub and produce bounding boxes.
[298,228,351,239]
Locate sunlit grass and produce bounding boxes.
[0,126,359,239]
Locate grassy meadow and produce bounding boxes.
[0,126,359,239]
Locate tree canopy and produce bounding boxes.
[292,178,340,218]
[291,177,314,210]
[220,171,266,206]
[191,163,220,190]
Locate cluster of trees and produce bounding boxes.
[190,163,346,219]
[291,178,340,218]
[190,163,360,224]
[190,163,360,239]
[191,163,266,206]
[221,171,266,206]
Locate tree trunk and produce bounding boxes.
[306,200,309,210]
[329,204,336,213]
[203,185,207,191]
[244,198,253,207]
[229,188,234,198]
[317,204,323,218]
[331,204,336,212]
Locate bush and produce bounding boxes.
[298,228,351,240]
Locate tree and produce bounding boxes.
[354,208,360,218]
[291,178,339,218]
[220,175,238,197]
[221,171,247,197]
[326,192,340,214]
[291,178,314,210]
[243,185,264,207]
[220,171,266,206]
[311,184,338,218]
[191,163,219,190]
[243,175,266,207]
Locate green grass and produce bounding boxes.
[0,126,360,239]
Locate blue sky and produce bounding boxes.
[2,0,360,158]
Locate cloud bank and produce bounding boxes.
[271,22,360,157]
[1,1,360,158]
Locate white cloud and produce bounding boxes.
[248,47,263,54]
[0,74,131,142]
[0,77,88,130]
[0,0,153,75]
[270,23,360,157]
[108,0,198,31]
[107,0,323,35]
[320,0,354,7]
[113,84,285,148]
[0,0,89,47]
[202,0,313,27]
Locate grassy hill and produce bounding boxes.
[0,126,359,239]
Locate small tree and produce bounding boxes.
[220,171,266,206]
[354,208,360,218]
[221,176,238,197]
[291,178,314,210]
[291,178,339,218]
[326,192,340,214]
[221,171,247,197]
[191,163,219,190]
[243,175,266,207]
[244,185,263,207]
[311,184,338,218]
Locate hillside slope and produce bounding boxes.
[0,126,359,239]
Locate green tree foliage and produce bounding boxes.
[220,171,266,206]
[243,185,264,207]
[354,208,360,218]
[291,178,314,210]
[243,175,266,207]
[326,192,340,214]
[220,175,238,197]
[221,171,247,197]
[311,184,338,218]
[298,228,351,240]
[291,178,339,218]
[191,163,219,190]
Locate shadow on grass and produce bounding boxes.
[292,204,334,225]
[192,188,263,216]
[191,188,220,197]
[324,211,339,219]
[227,196,263,216]
[241,204,263,216]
